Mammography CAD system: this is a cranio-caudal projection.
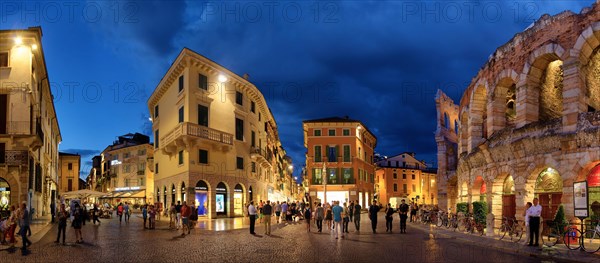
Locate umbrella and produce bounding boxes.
[61,189,106,199]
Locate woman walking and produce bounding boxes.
[304,205,311,232]
[325,203,333,231]
[72,203,83,243]
[55,204,68,245]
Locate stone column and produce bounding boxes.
[515,78,539,128]
[561,57,586,132]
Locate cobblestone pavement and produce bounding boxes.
[2,213,539,263]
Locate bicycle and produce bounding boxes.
[461,213,484,236]
[541,220,582,250]
[499,217,523,242]
[437,211,448,228]
[448,213,459,231]
[582,223,600,253]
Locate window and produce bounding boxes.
[124,152,130,158]
[404,184,408,193]
[343,145,350,162]
[199,149,208,164]
[327,145,337,162]
[314,129,321,136]
[236,157,244,170]
[412,184,416,192]
[235,118,244,141]
[198,104,208,126]
[396,161,399,167]
[393,173,397,179]
[0,52,8,67]
[328,129,335,136]
[236,91,243,105]
[154,105,159,118]
[343,129,350,136]
[314,146,322,162]
[251,101,255,113]
[402,173,406,179]
[178,106,184,123]
[68,163,73,170]
[251,162,256,173]
[342,168,352,183]
[178,151,184,165]
[155,163,159,174]
[393,183,398,192]
[251,131,256,147]
[358,147,361,159]
[124,165,130,173]
[199,73,208,90]
[68,179,73,191]
[178,75,184,92]
[412,174,415,180]
[138,149,146,156]
[154,130,159,148]
[258,112,261,121]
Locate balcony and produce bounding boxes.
[160,122,233,155]
[250,147,272,168]
[0,121,43,151]
[0,150,28,166]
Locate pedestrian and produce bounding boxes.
[50,202,56,223]
[248,201,257,235]
[149,205,156,229]
[72,203,83,244]
[385,203,394,233]
[117,203,124,224]
[180,201,191,236]
[92,203,101,225]
[169,203,176,229]
[369,200,380,234]
[55,204,68,245]
[258,200,264,224]
[304,204,311,232]
[275,201,281,224]
[142,205,148,229]
[348,201,354,223]
[332,201,344,239]
[410,203,417,222]
[353,201,361,233]
[175,201,182,229]
[527,199,542,247]
[342,202,350,233]
[7,205,17,244]
[398,199,409,233]
[523,202,532,245]
[124,202,130,223]
[189,204,198,230]
[325,203,333,231]
[315,203,324,233]
[263,200,273,235]
[281,202,289,222]
[19,202,32,255]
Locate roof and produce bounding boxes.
[59,152,81,157]
[302,116,377,140]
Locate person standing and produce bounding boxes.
[142,205,148,229]
[72,203,83,244]
[369,200,380,234]
[148,205,156,230]
[275,201,282,224]
[315,203,324,233]
[169,203,176,229]
[523,202,532,245]
[117,203,124,224]
[50,202,56,223]
[124,202,130,223]
[55,204,68,245]
[410,203,417,222]
[385,203,394,233]
[248,201,257,235]
[180,201,191,236]
[19,202,32,255]
[281,202,289,222]
[348,201,354,223]
[325,203,333,231]
[92,203,101,225]
[175,201,182,229]
[398,199,409,233]
[527,198,542,247]
[353,201,361,232]
[342,202,350,234]
[7,205,17,244]
[263,200,273,235]
[189,204,198,230]
[332,201,344,239]
[304,204,311,232]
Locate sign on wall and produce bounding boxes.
[573,181,589,218]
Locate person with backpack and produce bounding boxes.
[117,203,124,224]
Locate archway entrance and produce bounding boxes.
[534,168,563,222]
[181,182,186,202]
[234,184,244,216]
[216,182,227,216]
[586,164,600,222]
[0,177,11,211]
[163,186,167,206]
[171,184,176,204]
[502,176,516,219]
[194,180,209,216]
[472,176,486,202]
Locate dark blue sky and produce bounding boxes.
[0,1,589,178]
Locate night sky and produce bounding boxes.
[0,1,589,178]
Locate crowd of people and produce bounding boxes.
[0,202,33,255]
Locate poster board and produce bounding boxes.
[573,181,589,218]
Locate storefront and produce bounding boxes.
[181,182,186,203]
[216,182,227,216]
[194,180,208,216]
[316,191,349,204]
[171,184,176,205]
[534,167,563,223]
[0,177,10,211]
[233,184,244,216]
[587,164,600,221]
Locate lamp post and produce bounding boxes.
[322,162,327,205]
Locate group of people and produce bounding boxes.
[167,201,198,236]
[0,202,32,255]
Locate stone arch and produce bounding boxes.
[471,175,486,203]
[490,69,519,134]
[519,43,566,125]
[572,22,600,66]
[574,23,600,112]
[193,180,210,216]
[468,80,489,150]
[233,183,246,217]
[0,174,19,207]
[215,181,230,217]
[524,162,565,222]
[459,181,469,203]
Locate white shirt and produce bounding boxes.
[526,204,542,220]
[248,204,257,215]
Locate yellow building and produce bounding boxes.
[303,117,377,208]
[0,27,62,217]
[375,153,438,207]
[97,133,154,205]
[148,48,293,218]
[58,152,81,193]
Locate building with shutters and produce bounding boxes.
[58,152,81,193]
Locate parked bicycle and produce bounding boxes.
[541,220,582,250]
[458,213,484,236]
[581,223,600,253]
[499,217,523,242]
[437,211,449,228]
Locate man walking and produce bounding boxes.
[353,200,361,232]
[348,201,354,222]
[316,203,324,232]
[124,202,130,223]
[275,201,281,224]
[55,204,68,245]
[281,202,289,222]
[175,201,182,229]
[248,201,257,235]
[369,200,380,234]
[92,203,101,225]
[263,200,273,235]
[398,199,409,233]
[332,201,344,239]
[19,202,32,255]
[527,198,542,247]
[180,201,191,236]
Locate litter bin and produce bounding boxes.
[565,226,579,245]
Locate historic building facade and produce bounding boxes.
[148,48,294,218]
[303,117,377,208]
[435,5,600,228]
[375,153,437,207]
[58,152,81,193]
[0,27,61,217]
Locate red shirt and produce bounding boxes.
[181,205,191,217]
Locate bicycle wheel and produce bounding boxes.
[500,225,508,240]
[582,230,600,253]
[436,217,443,227]
[545,233,559,247]
[563,228,582,250]
[511,224,523,242]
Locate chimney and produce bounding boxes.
[243,73,249,80]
